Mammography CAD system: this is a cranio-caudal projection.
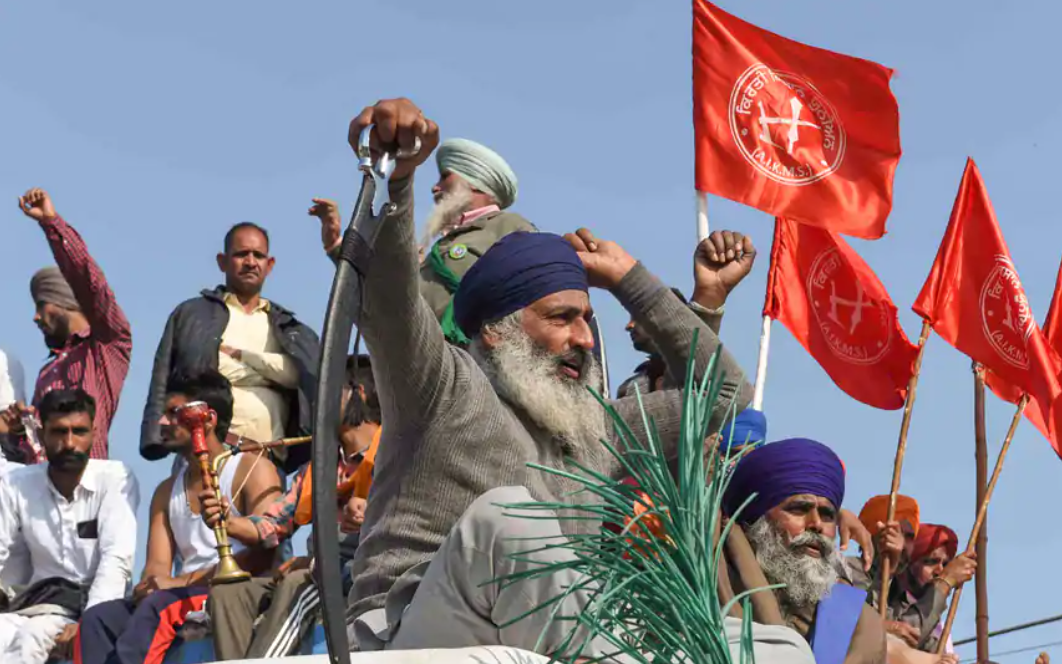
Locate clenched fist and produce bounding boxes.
[564,228,637,290]
[18,188,57,221]
[693,230,756,310]
[348,98,439,181]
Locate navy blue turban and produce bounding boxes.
[453,232,588,337]
[719,409,767,454]
[723,438,845,525]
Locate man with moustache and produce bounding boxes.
[1,189,132,463]
[723,438,886,664]
[340,98,752,656]
[0,389,138,664]
[889,523,974,654]
[140,222,320,472]
[310,137,528,343]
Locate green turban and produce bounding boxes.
[435,138,518,209]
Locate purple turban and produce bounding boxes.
[723,438,845,525]
[453,232,588,337]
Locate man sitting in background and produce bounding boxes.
[205,354,381,660]
[310,137,531,343]
[893,523,974,654]
[77,371,281,664]
[0,389,138,664]
[618,230,754,399]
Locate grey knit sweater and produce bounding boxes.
[346,175,754,629]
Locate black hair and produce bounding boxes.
[223,222,270,254]
[166,371,235,441]
[342,354,381,427]
[39,389,96,428]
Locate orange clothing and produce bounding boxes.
[858,494,920,537]
[294,427,380,526]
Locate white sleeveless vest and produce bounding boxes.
[169,452,246,576]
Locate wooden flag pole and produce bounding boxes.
[879,319,933,619]
[697,192,709,241]
[973,364,990,664]
[936,395,1029,653]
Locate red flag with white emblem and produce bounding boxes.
[692,0,901,239]
[914,159,1062,457]
[984,258,1062,456]
[764,218,918,409]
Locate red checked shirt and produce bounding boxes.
[28,215,131,460]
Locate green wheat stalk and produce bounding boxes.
[490,334,768,664]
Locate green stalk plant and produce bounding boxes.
[492,338,767,664]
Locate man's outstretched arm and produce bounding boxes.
[19,188,131,345]
[585,230,754,467]
[344,100,453,429]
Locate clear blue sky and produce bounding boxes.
[1,1,1057,658]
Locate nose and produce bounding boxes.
[33,310,42,324]
[805,510,823,534]
[60,430,78,450]
[571,318,596,352]
[625,320,635,332]
[431,182,442,195]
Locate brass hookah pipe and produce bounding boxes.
[173,401,251,585]
[203,434,315,582]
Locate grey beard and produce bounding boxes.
[746,516,839,611]
[471,314,608,457]
[422,184,475,248]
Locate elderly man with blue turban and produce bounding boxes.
[340,98,754,658]
[722,438,886,664]
[311,136,532,343]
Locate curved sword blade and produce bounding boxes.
[312,173,379,664]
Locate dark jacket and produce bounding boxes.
[140,286,320,472]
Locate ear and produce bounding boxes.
[206,409,219,435]
[479,326,500,350]
[216,253,227,272]
[263,256,276,276]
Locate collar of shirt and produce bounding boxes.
[453,204,501,229]
[223,291,271,313]
[44,461,102,501]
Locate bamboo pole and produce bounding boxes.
[973,364,990,663]
[937,395,1029,653]
[879,320,933,619]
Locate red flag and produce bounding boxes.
[764,218,918,409]
[985,259,1062,453]
[914,158,1062,457]
[692,0,901,239]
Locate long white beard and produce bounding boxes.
[746,516,840,611]
[472,314,607,454]
[421,182,475,248]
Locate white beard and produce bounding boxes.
[421,181,475,248]
[472,313,607,455]
[746,515,840,611]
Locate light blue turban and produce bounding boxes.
[436,138,518,209]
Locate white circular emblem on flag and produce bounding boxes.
[729,64,847,186]
[979,255,1034,369]
[807,247,891,365]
